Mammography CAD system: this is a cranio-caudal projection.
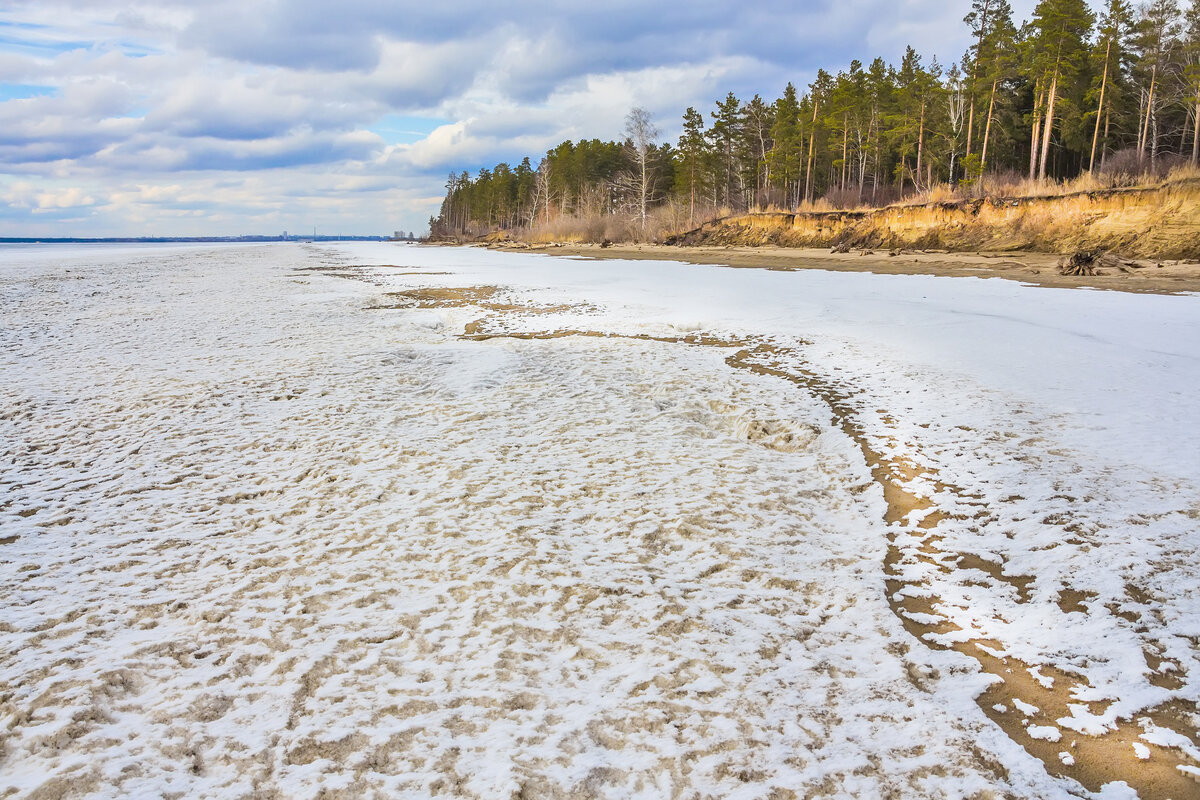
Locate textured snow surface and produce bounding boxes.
[1,242,1198,799]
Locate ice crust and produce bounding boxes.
[2,242,1198,798]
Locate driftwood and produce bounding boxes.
[1058,249,1146,276]
[831,242,852,254]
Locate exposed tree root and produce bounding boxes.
[1058,249,1147,276]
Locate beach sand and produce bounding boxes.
[488,242,1200,295]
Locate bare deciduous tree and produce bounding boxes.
[624,107,660,229]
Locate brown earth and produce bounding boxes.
[665,179,1200,260]
[477,177,1200,294]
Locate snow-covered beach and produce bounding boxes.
[2,241,1198,798]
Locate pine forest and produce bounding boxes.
[432,0,1200,241]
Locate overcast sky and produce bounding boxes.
[0,0,1056,237]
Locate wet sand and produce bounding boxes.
[488,243,1200,295]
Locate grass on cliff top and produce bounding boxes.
[505,162,1200,245]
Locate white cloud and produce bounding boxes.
[2,181,97,209]
[0,0,1073,236]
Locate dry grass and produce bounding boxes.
[496,161,1200,247]
[517,203,728,244]
[961,156,1200,201]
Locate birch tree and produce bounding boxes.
[623,107,660,229]
[1133,0,1182,168]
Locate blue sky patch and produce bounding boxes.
[0,83,56,101]
[367,114,450,145]
[0,30,90,56]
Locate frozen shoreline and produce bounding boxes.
[2,242,1198,798]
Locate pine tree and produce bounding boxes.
[708,92,742,209]
[676,107,708,225]
[740,95,774,206]
[1088,0,1136,171]
[804,70,834,203]
[964,0,995,161]
[769,83,803,206]
[975,0,1018,173]
[864,59,894,201]
[1027,0,1095,180]
[1186,0,1200,163]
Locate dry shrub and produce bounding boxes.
[603,215,639,243]
[821,187,870,210]
[958,156,1197,202]
[583,216,608,243]
[1091,148,1190,185]
[966,170,1049,199]
[904,184,966,205]
[795,197,837,212]
[1165,161,1200,183]
[518,205,709,245]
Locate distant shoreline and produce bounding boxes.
[0,236,390,244]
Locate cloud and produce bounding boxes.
[2,181,96,209]
[0,0,1065,236]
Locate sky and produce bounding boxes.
[0,0,1055,238]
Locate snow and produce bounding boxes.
[1028,725,1063,743]
[2,241,1199,798]
[1013,699,1040,717]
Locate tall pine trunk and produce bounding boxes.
[804,98,819,204]
[966,101,976,162]
[1029,81,1044,180]
[1090,38,1111,173]
[1102,109,1111,169]
[981,79,997,171]
[1193,96,1200,165]
[841,114,849,192]
[916,102,926,187]
[689,160,695,227]
[1038,71,1058,181]
[1139,66,1157,163]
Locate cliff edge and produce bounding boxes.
[666,178,1200,260]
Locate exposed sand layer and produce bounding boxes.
[662,180,1200,261]
[486,243,1200,295]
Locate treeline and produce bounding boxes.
[432,0,1200,239]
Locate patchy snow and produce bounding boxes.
[2,241,1198,799]
[1028,725,1063,743]
[1013,699,1040,717]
